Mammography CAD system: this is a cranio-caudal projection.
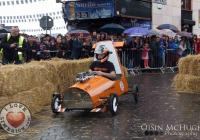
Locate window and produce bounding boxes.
[3,16,6,19]
[2,1,5,6]
[0,2,1,6]
[34,0,36,2]
[10,16,12,19]
[57,11,59,14]
[20,16,22,19]
[26,15,29,18]
[25,0,28,3]
[30,15,32,18]
[17,16,19,19]
[7,16,9,19]
[23,15,25,18]
[13,16,16,19]
[11,1,14,5]
[181,0,192,10]
[30,0,32,3]
[16,0,19,4]
[21,0,24,4]
[49,13,52,16]
[33,15,35,18]
[7,1,10,5]
[0,16,2,19]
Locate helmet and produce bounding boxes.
[94,45,109,63]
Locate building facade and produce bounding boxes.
[61,0,200,35]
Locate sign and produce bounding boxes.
[67,22,89,31]
[153,0,167,5]
[0,102,31,134]
[40,16,54,30]
[66,0,114,20]
[120,18,151,30]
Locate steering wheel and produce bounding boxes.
[89,71,98,75]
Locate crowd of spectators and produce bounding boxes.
[16,31,200,70]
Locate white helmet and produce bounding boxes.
[94,45,109,63]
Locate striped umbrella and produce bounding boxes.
[176,31,192,38]
[159,29,176,38]
[68,30,90,38]
[157,24,180,33]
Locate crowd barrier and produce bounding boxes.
[16,49,179,74]
[117,49,179,74]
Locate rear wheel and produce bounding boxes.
[109,94,118,116]
[51,94,61,114]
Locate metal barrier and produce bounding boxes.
[116,48,179,74]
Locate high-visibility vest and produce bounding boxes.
[0,33,24,60]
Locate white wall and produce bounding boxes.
[192,0,200,36]
[152,0,181,32]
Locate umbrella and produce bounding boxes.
[148,29,160,36]
[123,27,150,36]
[100,23,125,34]
[159,29,176,38]
[176,31,192,38]
[68,30,90,38]
[0,28,10,33]
[157,24,180,33]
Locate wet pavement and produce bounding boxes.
[1,73,200,140]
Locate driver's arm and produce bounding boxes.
[101,71,116,79]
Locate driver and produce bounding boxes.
[89,45,116,79]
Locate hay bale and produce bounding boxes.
[0,58,94,114]
[173,73,200,93]
[123,66,129,77]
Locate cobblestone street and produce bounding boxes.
[1,73,200,140]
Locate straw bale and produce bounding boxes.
[173,74,200,93]
[123,66,129,77]
[0,96,10,109]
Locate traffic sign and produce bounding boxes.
[40,16,54,30]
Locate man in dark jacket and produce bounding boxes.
[0,26,27,65]
[70,33,86,59]
[26,35,40,62]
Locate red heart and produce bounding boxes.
[6,112,25,128]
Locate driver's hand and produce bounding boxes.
[97,71,103,76]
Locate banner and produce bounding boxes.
[153,0,167,5]
[66,0,114,20]
[120,18,151,30]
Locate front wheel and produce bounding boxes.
[51,94,61,114]
[109,94,118,116]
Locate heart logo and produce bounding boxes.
[6,112,25,128]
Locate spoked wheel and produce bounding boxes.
[132,85,139,103]
[109,93,118,116]
[51,94,61,114]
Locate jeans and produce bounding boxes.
[2,57,23,65]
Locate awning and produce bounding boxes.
[181,19,196,26]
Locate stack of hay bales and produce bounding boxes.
[0,58,93,114]
[173,55,200,93]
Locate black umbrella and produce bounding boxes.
[100,23,125,34]
[0,28,10,33]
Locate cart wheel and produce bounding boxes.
[132,84,139,103]
[109,93,118,116]
[51,94,61,114]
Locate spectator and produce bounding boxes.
[57,37,67,58]
[142,43,150,68]
[71,33,86,59]
[195,39,200,54]
[158,42,166,68]
[49,37,57,58]
[0,26,27,65]
[167,37,178,67]
[26,35,40,62]
[68,34,75,54]
[149,36,160,68]
[40,37,51,60]
[177,40,187,58]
